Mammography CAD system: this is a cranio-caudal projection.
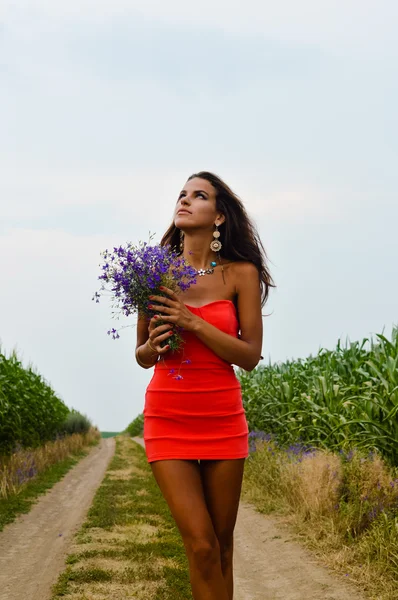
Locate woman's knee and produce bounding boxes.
[185,535,221,577]
[218,533,234,569]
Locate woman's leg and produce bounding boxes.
[200,459,245,600]
[150,459,229,600]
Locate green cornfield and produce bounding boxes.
[0,346,70,455]
[238,327,398,465]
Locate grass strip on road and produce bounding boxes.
[51,434,191,600]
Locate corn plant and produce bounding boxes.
[0,347,70,455]
[239,327,398,465]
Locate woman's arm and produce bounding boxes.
[148,262,263,372]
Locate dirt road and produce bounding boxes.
[0,435,364,600]
[233,502,363,600]
[0,437,115,600]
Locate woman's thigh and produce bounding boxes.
[199,459,245,542]
[150,459,217,544]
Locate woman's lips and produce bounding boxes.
[177,210,191,215]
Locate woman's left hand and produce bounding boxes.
[148,286,199,331]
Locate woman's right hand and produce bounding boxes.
[146,316,174,356]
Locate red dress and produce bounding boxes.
[143,300,249,462]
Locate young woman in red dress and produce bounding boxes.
[135,172,273,600]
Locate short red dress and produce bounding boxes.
[143,300,249,463]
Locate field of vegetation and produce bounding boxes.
[239,327,398,600]
[0,344,100,526]
[239,327,398,465]
[0,346,95,455]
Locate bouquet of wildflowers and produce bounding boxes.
[92,238,197,352]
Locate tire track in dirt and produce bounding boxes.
[133,437,365,600]
[233,502,363,600]
[0,437,115,600]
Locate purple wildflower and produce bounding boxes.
[248,431,274,443]
[93,238,197,349]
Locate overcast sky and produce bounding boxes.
[1,1,397,432]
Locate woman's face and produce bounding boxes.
[174,177,223,230]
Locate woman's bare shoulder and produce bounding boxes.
[226,260,259,278]
[220,261,259,297]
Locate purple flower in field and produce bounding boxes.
[284,442,315,462]
[249,441,257,453]
[368,507,378,522]
[248,431,276,453]
[248,431,274,443]
[28,466,37,478]
[339,448,355,462]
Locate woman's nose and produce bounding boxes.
[180,196,191,206]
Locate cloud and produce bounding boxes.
[2,5,395,187]
[3,0,397,55]
[1,162,346,237]
[247,184,343,222]
[0,167,186,235]
[2,0,398,47]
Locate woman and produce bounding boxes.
[135,171,273,600]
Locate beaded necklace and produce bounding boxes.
[196,261,217,276]
[191,253,225,283]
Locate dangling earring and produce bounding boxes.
[210,224,222,252]
[179,230,184,252]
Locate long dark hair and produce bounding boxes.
[161,171,275,306]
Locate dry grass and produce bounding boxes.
[64,580,162,599]
[0,427,100,499]
[243,440,398,600]
[73,523,159,548]
[107,465,146,479]
[283,451,342,519]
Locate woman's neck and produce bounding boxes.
[182,232,218,270]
